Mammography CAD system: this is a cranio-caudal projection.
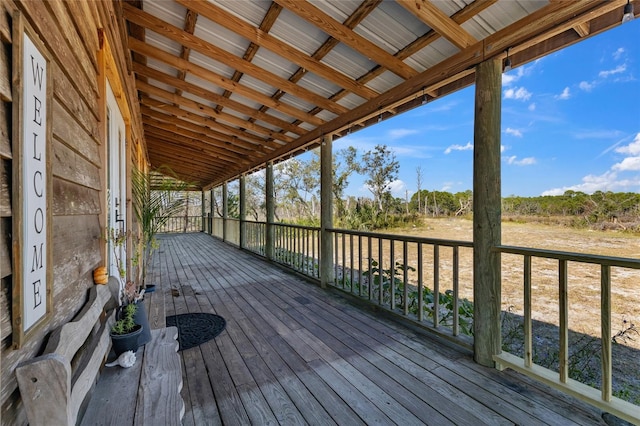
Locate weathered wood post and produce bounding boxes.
[320,134,333,289]
[239,174,246,249]
[222,182,228,242]
[201,190,205,233]
[265,162,275,260]
[473,58,502,367]
[209,188,214,235]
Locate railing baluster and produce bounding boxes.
[403,241,409,316]
[390,239,395,310]
[524,255,532,367]
[350,233,354,293]
[452,246,459,336]
[558,259,568,383]
[601,264,612,402]
[418,243,424,322]
[368,237,373,301]
[433,244,440,328]
[378,237,383,306]
[342,232,346,289]
[358,235,363,297]
[334,232,339,287]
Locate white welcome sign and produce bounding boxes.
[22,32,48,331]
[12,15,52,348]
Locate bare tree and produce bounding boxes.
[416,166,423,214]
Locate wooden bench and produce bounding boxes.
[15,281,184,425]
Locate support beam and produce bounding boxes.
[239,175,246,249]
[473,58,502,367]
[222,182,228,242]
[201,190,205,233]
[209,188,214,235]
[265,162,275,261]
[320,134,334,289]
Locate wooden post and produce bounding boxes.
[265,162,275,260]
[320,134,333,289]
[473,58,502,367]
[201,190,205,233]
[239,175,246,249]
[209,188,213,235]
[222,182,228,242]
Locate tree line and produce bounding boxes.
[205,145,639,232]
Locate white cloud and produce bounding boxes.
[599,64,627,78]
[542,133,640,195]
[615,133,640,155]
[504,127,523,137]
[573,129,624,140]
[505,156,536,166]
[579,81,595,92]
[555,87,571,100]
[613,157,640,171]
[388,128,419,140]
[444,142,473,154]
[528,103,536,111]
[613,47,625,61]
[504,86,532,101]
[387,179,407,197]
[541,171,637,195]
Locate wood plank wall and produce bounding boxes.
[0,1,145,423]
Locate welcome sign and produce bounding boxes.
[12,14,52,348]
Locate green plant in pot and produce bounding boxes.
[110,303,143,356]
[104,227,150,351]
[131,166,190,292]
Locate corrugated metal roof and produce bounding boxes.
[123,0,632,188]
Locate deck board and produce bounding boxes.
[153,233,607,425]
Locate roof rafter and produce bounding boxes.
[397,0,478,50]
[272,0,418,80]
[128,37,328,126]
[173,0,379,101]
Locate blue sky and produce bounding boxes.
[324,19,640,199]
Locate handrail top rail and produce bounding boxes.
[494,245,640,269]
[328,227,474,248]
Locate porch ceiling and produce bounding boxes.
[123,0,634,189]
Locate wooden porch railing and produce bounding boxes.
[273,223,321,279]
[155,215,202,233]
[329,228,474,346]
[493,245,640,424]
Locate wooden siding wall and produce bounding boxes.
[0,1,144,424]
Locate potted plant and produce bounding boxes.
[110,302,143,356]
[105,227,150,348]
[131,166,190,292]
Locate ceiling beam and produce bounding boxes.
[143,115,263,158]
[328,0,497,105]
[272,0,418,80]
[124,4,350,117]
[127,37,329,125]
[140,105,276,154]
[144,127,252,165]
[216,2,283,119]
[133,63,313,135]
[140,98,276,148]
[174,0,380,100]
[137,81,297,144]
[397,0,478,50]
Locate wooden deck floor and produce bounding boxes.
[150,233,606,426]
